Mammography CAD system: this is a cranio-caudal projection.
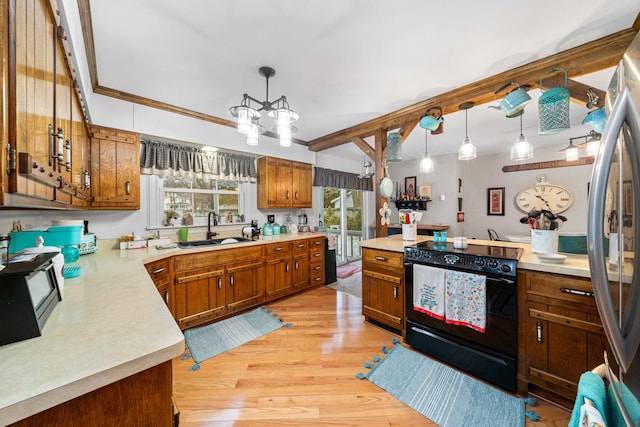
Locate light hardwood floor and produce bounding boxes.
[172,286,571,426]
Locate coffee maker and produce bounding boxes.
[298,210,310,232]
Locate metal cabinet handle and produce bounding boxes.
[560,287,594,297]
[164,290,169,304]
[286,263,289,273]
[151,267,165,274]
[218,277,222,289]
[393,285,398,299]
[375,256,388,262]
[286,190,290,200]
[230,274,234,286]
[274,247,283,252]
[536,320,543,344]
[295,261,299,270]
[125,181,131,195]
[295,191,299,200]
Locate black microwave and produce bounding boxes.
[0,252,62,346]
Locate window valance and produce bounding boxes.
[313,167,373,191]
[140,139,257,182]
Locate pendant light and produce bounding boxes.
[458,102,477,160]
[510,113,533,161]
[419,127,435,173]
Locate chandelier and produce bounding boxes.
[560,130,601,160]
[229,66,298,147]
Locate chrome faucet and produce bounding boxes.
[207,212,218,240]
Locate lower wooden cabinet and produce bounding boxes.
[173,246,264,329]
[264,241,292,300]
[291,240,310,291]
[361,248,404,335]
[308,237,325,287]
[520,269,616,407]
[145,258,174,317]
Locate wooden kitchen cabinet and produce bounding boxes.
[290,239,309,292]
[90,125,140,209]
[308,236,325,287]
[1,0,91,209]
[173,246,264,329]
[521,269,616,407]
[145,258,174,317]
[361,248,404,335]
[256,156,312,209]
[264,241,292,300]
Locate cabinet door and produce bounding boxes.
[145,259,174,317]
[292,162,312,208]
[362,269,403,328]
[175,267,225,329]
[291,252,309,291]
[90,125,140,209]
[265,254,292,300]
[225,260,265,313]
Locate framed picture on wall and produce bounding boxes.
[405,176,417,200]
[419,184,432,200]
[487,187,505,216]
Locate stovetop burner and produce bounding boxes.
[414,241,523,260]
[406,241,523,277]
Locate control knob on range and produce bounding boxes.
[501,264,512,273]
[487,259,499,269]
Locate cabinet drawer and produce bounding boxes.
[526,271,595,305]
[145,259,171,284]
[265,242,291,256]
[362,248,403,270]
[291,239,308,253]
[307,237,324,251]
[309,261,325,285]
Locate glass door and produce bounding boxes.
[322,188,364,265]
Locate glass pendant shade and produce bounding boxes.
[279,125,292,147]
[387,131,402,162]
[420,155,435,173]
[229,105,259,134]
[458,137,477,160]
[566,143,579,161]
[458,104,477,160]
[586,139,600,157]
[246,123,260,146]
[510,134,533,161]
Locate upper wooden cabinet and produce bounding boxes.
[1,0,91,209]
[89,125,140,210]
[257,156,312,209]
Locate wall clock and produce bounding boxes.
[515,174,574,214]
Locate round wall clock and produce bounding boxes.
[515,174,574,213]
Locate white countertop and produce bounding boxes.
[0,232,325,425]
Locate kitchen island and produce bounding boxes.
[0,232,324,426]
[361,234,628,408]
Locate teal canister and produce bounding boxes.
[263,223,272,236]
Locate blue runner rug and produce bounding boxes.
[183,306,291,371]
[358,341,537,426]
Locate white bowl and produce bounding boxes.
[536,253,567,264]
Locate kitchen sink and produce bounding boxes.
[177,236,252,249]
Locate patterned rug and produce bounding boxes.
[336,262,362,279]
[357,341,537,426]
[182,306,291,370]
[327,271,362,298]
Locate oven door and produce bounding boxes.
[405,262,517,357]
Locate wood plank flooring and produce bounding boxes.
[172,286,571,426]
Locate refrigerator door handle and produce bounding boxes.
[588,85,640,373]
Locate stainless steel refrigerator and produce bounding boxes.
[588,30,640,426]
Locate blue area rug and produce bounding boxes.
[358,342,535,426]
[183,306,290,371]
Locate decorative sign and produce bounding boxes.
[502,157,593,172]
[419,184,432,199]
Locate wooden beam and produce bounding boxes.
[352,136,374,160]
[307,25,638,152]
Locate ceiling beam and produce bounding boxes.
[352,136,375,160]
[307,24,638,152]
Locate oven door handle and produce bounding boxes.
[485,277,516,286]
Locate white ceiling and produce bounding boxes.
[86,0,639,161]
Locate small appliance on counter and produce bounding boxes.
[298,210,310,232]
[242,220,260,240]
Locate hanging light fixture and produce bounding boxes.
[560,130,602,161]
[510,112,534,161]
[228,66,298,147]
[419,121,435,173]
[458,102,477,160]
[358,156,374,178]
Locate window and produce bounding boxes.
[157,176,243,226]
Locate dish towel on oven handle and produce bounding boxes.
[444,270,487,333]
[412,264,446,320]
